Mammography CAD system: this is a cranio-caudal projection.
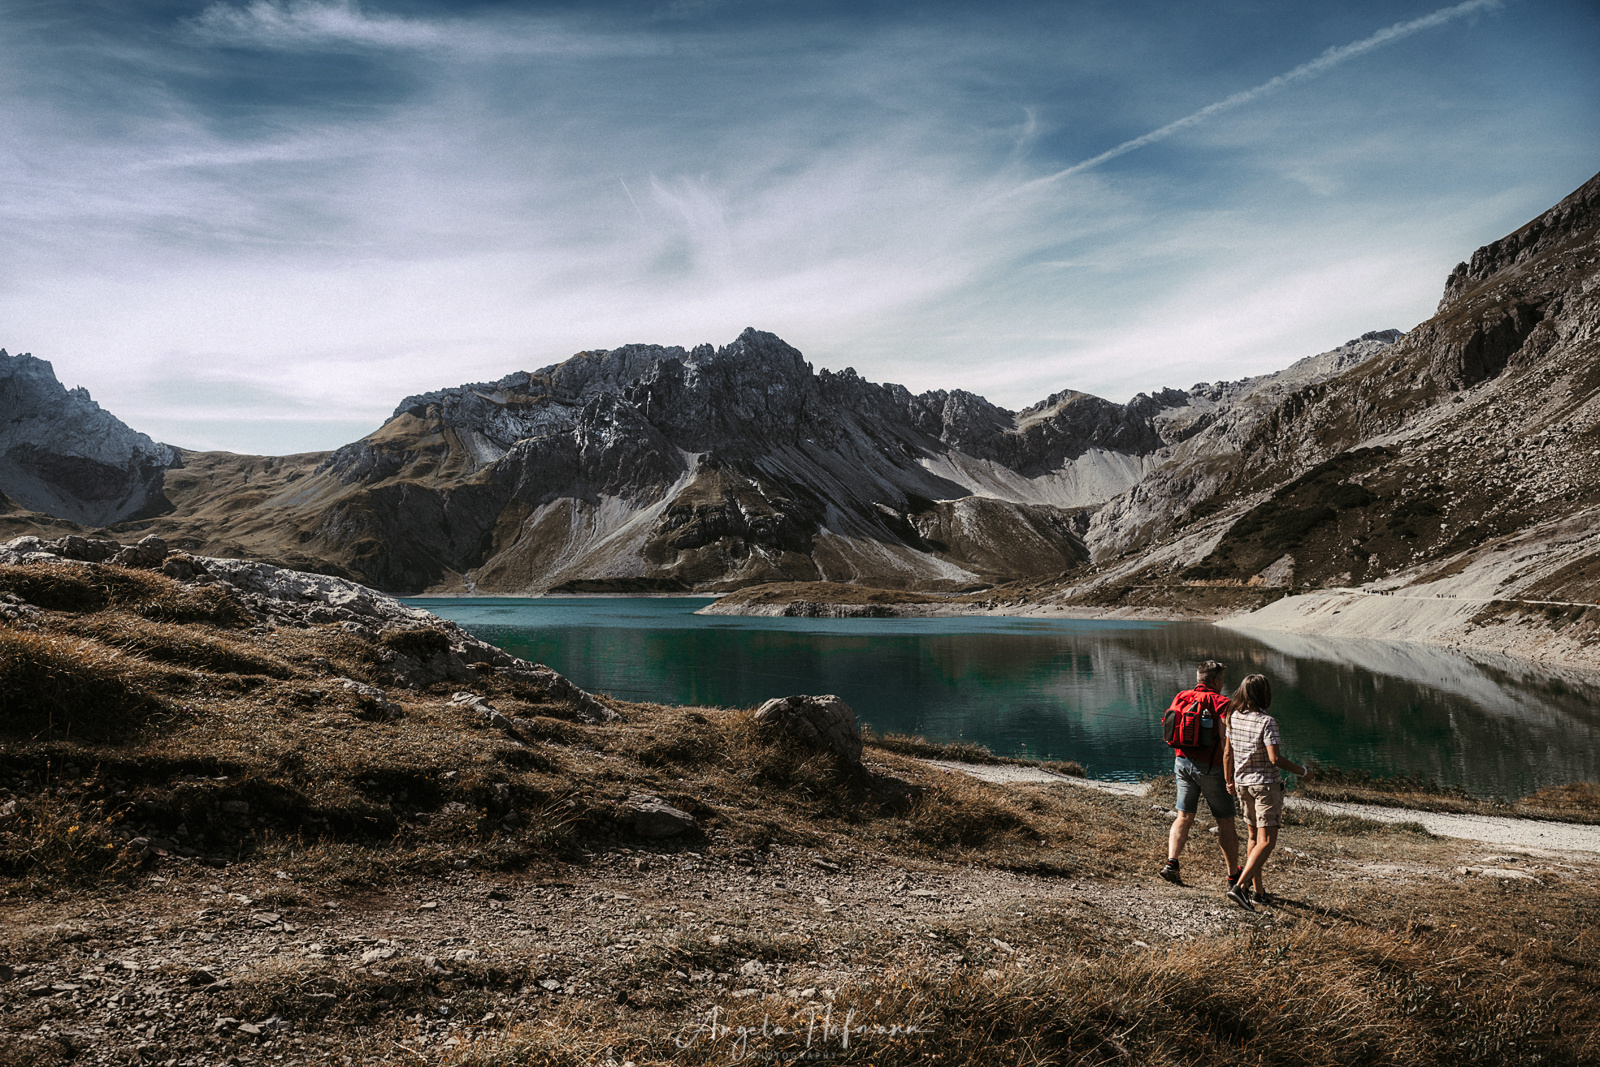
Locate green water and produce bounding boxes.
[408,596,1600,797]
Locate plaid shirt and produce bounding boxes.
[1228,709,1283,787]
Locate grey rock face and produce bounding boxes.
[304,328,1187,591]
[1438,171,1600,314]
[1084,330,1405,559]
[623,794,697,838]
[0,351,176,526]
[753,694,863,763]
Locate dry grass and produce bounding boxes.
[0,562,247,625]
[1522,782,1600,815]
[863,728,1089,777]
[0,579,1127,894]
[0,775,143,885]
[58,612,296,677]
[0,627,169,741]
[452,912,1597,1066]
[863,724,1005,763]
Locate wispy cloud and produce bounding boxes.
[0,0,1591,455]
[187,0,665,57]
[1020,0,1504,189]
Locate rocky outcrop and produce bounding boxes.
[753,694,864,763]
[269,328,1161,591]
[0,352,177,526]
[1437,171,1600,313]
[1083,330,1404,560]
[0,534,617,723]
[1052,168,1600,606]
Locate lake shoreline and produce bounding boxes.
[419,592,1600,797]
[700,591,1600,675]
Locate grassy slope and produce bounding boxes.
[1,561,1598,1065]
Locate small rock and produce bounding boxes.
[360,947,399,965]
[418,901,440,911]
[339,621,376,641]
[623,794,696,839]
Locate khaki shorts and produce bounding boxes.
[1240,783,1284,829]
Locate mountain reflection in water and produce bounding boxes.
[411,597,1600,797]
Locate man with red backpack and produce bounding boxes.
[1158,660,1241,887]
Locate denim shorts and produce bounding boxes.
[1174,755,1236,818]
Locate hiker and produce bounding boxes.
[1222,673,1313,911]
[1158,660,1240,887]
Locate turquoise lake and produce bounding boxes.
[408,596,1600,798]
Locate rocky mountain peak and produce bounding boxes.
[1438,170,1600,314]
[0,349,176,526]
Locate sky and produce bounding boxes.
[2,0,1597,455]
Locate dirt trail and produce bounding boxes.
[929,761,1600,855]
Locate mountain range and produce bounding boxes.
[3,169,1598,611]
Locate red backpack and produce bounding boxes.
[1163,689,1219,751]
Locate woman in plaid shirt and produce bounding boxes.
[1221,674,1313,911]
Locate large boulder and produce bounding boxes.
[753,694,863,763]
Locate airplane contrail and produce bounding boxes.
[1021,0,1502,191]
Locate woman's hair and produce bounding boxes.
[1227,673,1272,713]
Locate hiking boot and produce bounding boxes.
[1226,885,1256,911]
[1159,860,1182,885]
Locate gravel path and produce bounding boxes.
[930,761,1600,855]
[1287,796,1600,854]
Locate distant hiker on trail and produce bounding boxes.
[1158,660,1241,887]
[1222,673,1313,911]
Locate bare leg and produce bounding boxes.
[1214,815,1240,877]
[1168,811,1196,862]
[1234,825,1278,892]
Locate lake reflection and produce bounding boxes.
[410,597,1600,797]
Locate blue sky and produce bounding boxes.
[2,0,1596,454]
